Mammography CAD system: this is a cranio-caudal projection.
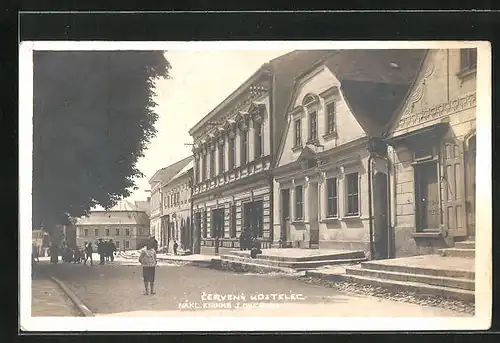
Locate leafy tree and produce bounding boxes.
[33,51,170,240]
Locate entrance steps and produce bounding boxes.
[217,249,367,273]
[438,240,475,258]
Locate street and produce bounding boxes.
[31,256,470,317]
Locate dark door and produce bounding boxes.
[415,161,440,232]
[373,172,391,259]
[281,189,290,242]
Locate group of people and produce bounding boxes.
[96,238,117,265]
[239,228,262,258]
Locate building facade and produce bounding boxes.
[149,156,193,249]
[160,160,194,253]
[384,48,477,257]
[75,200,150,251]
[272,50,426,259]
[189,51,333,253]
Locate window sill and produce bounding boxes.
[323,131,337,140]
[412,231,441,239]
[343,214,361,220]
[306,139,319,146]
[321,216,339,223]
[291,219,306,225]
[456,68,476,80]
[292,145,302,152]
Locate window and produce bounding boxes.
[115,241,120,249]
[254,122,263,158]
[219,143,225,174]
[202,153,207,181]
[346,173,359,216]
[105,228,110,236]
[202,211,208,238]
[460,48,477,72]
[125,228,130,236]
[209,149,215,178]
[326,102,336,134]
[294,119,302,147]
[116,228,120,236]
[295,185,304,220]
[94,229,99,236]
[241,130,248,164]
[228,137,235,170]
[326,178,338,218]
[125,241,130,249]
[309,111,317,141]
[84,229,88,237]
[230,205,237,238]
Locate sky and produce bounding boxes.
[127,49,291,201]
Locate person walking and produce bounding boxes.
[84,243,93,266]
[109,239,117,262]
[139,240,157,295]
[173,240,178,255]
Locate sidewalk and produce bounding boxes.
[31,278,81,316]
[118,251,219,265]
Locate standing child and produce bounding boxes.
[139,241,157,295]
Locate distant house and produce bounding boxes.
[75,200,150,251]
[149,156,193,248]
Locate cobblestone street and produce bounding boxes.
[31,259,470,317]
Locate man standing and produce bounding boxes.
[84,242,93,266]
[109,239,117,262]
[97,239,105,265]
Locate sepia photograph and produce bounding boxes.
[19,41,491,331]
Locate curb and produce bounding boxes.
[119,252,215,267]
[50,277,94,317]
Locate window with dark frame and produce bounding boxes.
[241,130,248,164]
[309,111,317,141]
[125,228,130,236]
[94,228,99,236]
[202,153,207,181]
[84,229,88,237]
[116,228,120,236]
[228,137,235,170]
[209,149,215,178]
[219,143,225,174]
[202,211,208,238]
[460,48,477,72]
[295,185,303,220]
[294,119,301,147]
[230,204,237,238]
[254,122,263,158]
[105,228,110,236]
[125,241,130,249]
[326,102,336,134]
[346,173,359,216]
[327,177,338,217]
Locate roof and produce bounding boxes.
[168,159,194,185]
[134,200,151,217]
[76,210,150,226]
[76,200,150,226]
[148,156,193,186]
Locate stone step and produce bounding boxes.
[359,261,474,280]
[338,274,475,302]
[454,241,476,250]
[438,248,475,258]
[345,266,475,291]
[215,259,297,274]
[228,250,366,262]
[220,254,366,270]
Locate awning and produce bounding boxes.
[383,122,449,147]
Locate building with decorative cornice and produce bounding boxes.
[272,49,426,259]
[188,51,333,254]
[384,48,477,256]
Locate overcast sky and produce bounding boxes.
[127,49,291,201]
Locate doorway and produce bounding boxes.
[280,189,290,243]
[415,161,440,232]
[193,212,202,254]
[243,201,264,238]
[373,172,391,259]
[466,135,476,237]
[308,183,319,248]
[211,208,225,238]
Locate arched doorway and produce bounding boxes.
[466,134,476,238]
[373,172,392,259]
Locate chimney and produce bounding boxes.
[147,197,151,202]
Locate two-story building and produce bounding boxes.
[75,200,150,251]
[160,158,194,253]
[189,50,332,254]
[272,49,426,259]
[383,48,477,256]
[149,156,193,248]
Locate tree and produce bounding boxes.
[33,51,171,242]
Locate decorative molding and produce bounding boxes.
[396,92,476,131]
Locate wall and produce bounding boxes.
[75,224,149,251]
[278,67,366,167]
[389,49,477,257]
